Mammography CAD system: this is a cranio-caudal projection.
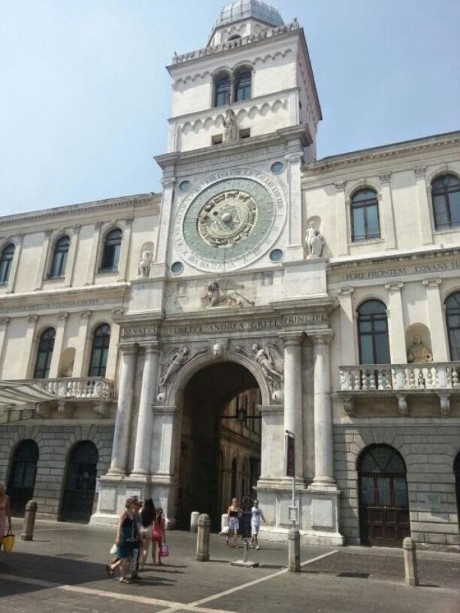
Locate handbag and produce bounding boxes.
[109,543,117,555]
[160,544,169,557]
[2,529,15,554]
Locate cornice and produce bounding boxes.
[0,193,160,228]
[328,244,460,272]
[302,131,460,175]
[155,124,309,170]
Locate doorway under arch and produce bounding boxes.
[358,444,410,547]
[176,361,261,530]
[7,439,39,516]
[60,441,98,522]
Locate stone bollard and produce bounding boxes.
[403,536,419,587]
[288,528,300,572]
[190,511,200,533]
[21,500,38,541]
[196,513,211,561]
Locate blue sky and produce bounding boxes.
[1,0,459,217]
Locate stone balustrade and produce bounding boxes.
[172,20,299,64]
[339,363,460,392]
[41,377,116,400]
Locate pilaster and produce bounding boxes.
[334,182,348,256]
[337,287,355,364]
[73,310,92,376]
[86,221,102,285]
[414,167,433,245]
[25,315,40,377]
[48,312,69,378]
[284,151,304,261]
[0,317,10,370]
[34,230,52,290]
[379,173,396,249]
[7,234,24,293]
[154,177,176,273]
[64,225,81,287]
[385,282,406,363]
[422,278,449,361]
[117,219,133,282]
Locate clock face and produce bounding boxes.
[174,173,286,272]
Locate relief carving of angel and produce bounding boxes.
[251,343,284,388]
[158,346,190,387]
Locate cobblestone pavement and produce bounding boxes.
[0,520,458,612]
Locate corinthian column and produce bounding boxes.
[131,343,160,477]
[108,345,137,475]
[281,332,304,482]
[309,331,336,490]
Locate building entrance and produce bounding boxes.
[176,361,261,530]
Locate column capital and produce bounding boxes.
[139,342,160,354]
[124,218,133,228]
[285,152,302,164]
[161,177,176,188]
[309,330,333,345]
[280,331,304,347]
[0,317,10,326]
[385,282,404,292]
[334,181,346,192]
[414,166,427,178]
[119,343,138,356]
[337,286,354,296]
[58,312,69,322]
[379,172,392,185]
[422,277,442,288]
[71,224,81,235]
[28,314,39,323]
[80,310,92,319]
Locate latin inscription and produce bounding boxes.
[342,259,460,282]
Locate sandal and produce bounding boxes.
[119,578,132,583]
[105,565,114,578]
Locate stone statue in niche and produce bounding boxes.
[138,251,152,278]
[158,346,190,387]
[206,281,254,308]
[251,343,284,387]
[407,335,433,363]
[305,222,324,258]
[223,108,239,143]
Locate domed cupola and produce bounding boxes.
[209,0,284,46]
[217,0,284,28]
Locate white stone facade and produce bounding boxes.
[0,1,459,549]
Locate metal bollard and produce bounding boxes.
[196,513,211,561]
[288,528,300,572]
[190,511,200,533]
[403,536,419,587]
[21,500,38,541]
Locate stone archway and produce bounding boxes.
[175,360,261,530]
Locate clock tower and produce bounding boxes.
[151,0,322,287]
[100,1,342,546]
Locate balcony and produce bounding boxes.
[338,363,460,417]
[39,376,116,418]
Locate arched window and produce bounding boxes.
[351,188,380,242]
[7,440,39,517]
[358,445,409,546]
[34,328,55,378]
[234,68,251,102]
[445,292,460,360]
[100,228,122,271]
[88,323,110,377]
[432,174,460,230]
[213,74,230,107]
[0,243,14,285]
[60,441,98,522]
[357,300,390,364]
[49,235,70,278]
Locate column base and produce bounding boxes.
[309,476,338,492]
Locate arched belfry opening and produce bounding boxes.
[176,361,261,530]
